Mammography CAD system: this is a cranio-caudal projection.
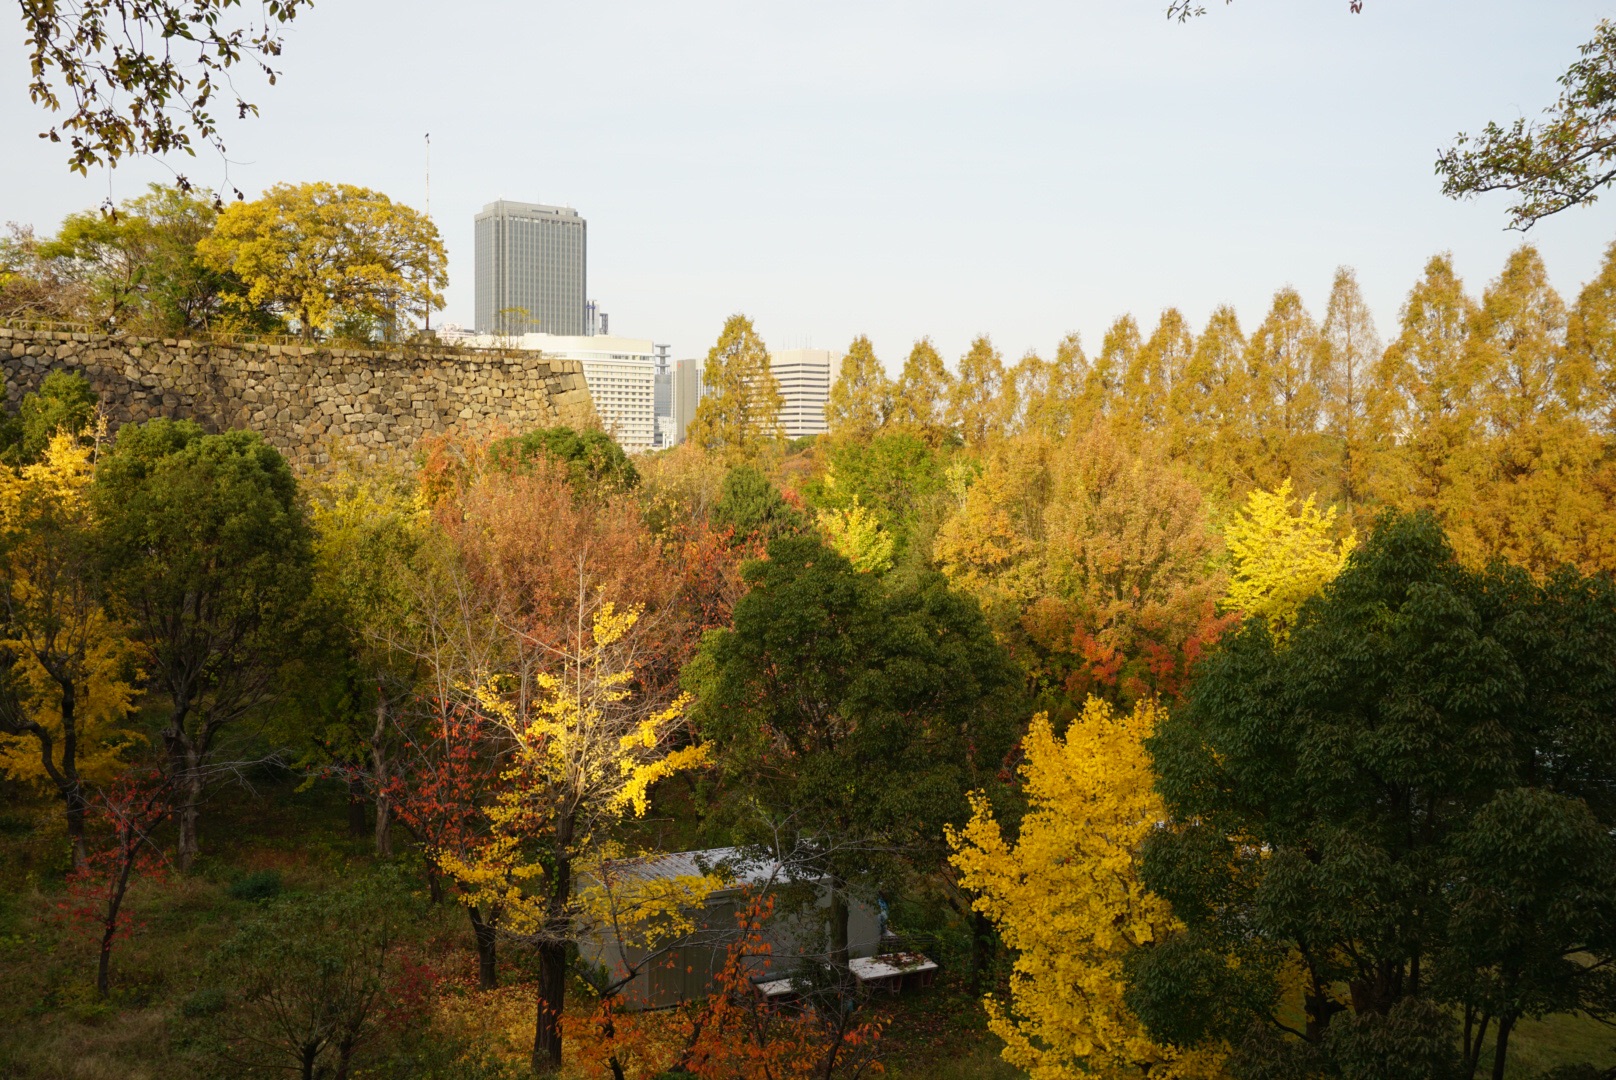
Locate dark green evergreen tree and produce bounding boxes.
[685,533,1022,970]
[1128,512,1616,1080]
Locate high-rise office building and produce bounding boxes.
[474,200,587,336]
[674,358,705,444]
[771,348,841,439]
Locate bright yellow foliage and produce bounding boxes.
[0,432,141,787]
[436,601,713,948]
[1222,479,1355,638]
[817,495,895,574]
[948,698,1224,1080]
[197,181,446,339]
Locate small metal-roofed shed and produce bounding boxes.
[577,847,883,1011]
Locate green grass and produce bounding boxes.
[1,773,1610,1080]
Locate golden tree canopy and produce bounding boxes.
[686,314,784,463]
[1222,478,1354,639]
[196,181,446,339]
[948,698,1224,1080]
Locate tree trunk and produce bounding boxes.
[371,689,392,857]
[64,778,88,869]
[96,846,136,998]
[346,775,367,840]
[1491,1013,1516,1080]
[532,941,567,1074]
[176,767,203,873]
[969,910,994,996]
[829,880,851,971]
[468,905,498,990]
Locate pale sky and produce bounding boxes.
[4,1,1614,369]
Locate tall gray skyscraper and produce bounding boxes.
[474,200,587,336]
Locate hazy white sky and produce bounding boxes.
[4,1,1614,368]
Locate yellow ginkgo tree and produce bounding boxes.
[947,697,1225,1080]
[433,594,711,1076]
[817,495,895,574]
[0,431,140,866]
[1222,478,1356,639]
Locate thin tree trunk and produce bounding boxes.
[532,941,568,1074]
[969,910,994,996]
[829,880,851,971]
[346,775,367,840]
[176,766,203,873]
[1491,1013,1516,1080]
[96,846,136,998]
[371,688,391,857]
[468,905,497,990]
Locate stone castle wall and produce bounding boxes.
[0,326,597,467]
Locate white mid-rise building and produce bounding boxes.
[771,348,841,439]
[457,331,657,452]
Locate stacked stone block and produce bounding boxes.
[0,327,597,467]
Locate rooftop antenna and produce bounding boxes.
[424,132,432,332]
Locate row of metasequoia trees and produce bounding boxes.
[691,239,1616,584]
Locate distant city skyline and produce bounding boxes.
[3,2,1615,370]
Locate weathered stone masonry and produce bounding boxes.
[0,326,597,467]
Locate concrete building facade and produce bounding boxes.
[474,201,587,337]
[771,348,841,439]
[458,331,657,452]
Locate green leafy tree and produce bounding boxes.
[1438,20,1616,229]
[196,182,446,341]
[709,463,803,547]
[1129,512,1616,1080]
[20,0,313,173]
[686,533,1021,972]
[685,314,784,462]
[207,872,414,1079]
[304,467,426,856]
[890,337,953,443]
[94,421,314,870]
[486,426,638,495]
[826,334,892,440]
[806,431,946,570]
[13,370,96,463]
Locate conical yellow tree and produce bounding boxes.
[1318,267,1381,519]
[1243,287,1324,494]
[948,697,1224,1080]
[1568,237,1616,437]
[686,314,784,463]
[948,335,1006,446]
[1126,309,1194,437]
[826,334,892,440]
[890,337,953,443]
[1367,253,1482,520]
[1463,244,1611,574]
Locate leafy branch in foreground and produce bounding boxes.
[1438,20,1616,230]
[20,0,314,175]
[1166,1,1361,23]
